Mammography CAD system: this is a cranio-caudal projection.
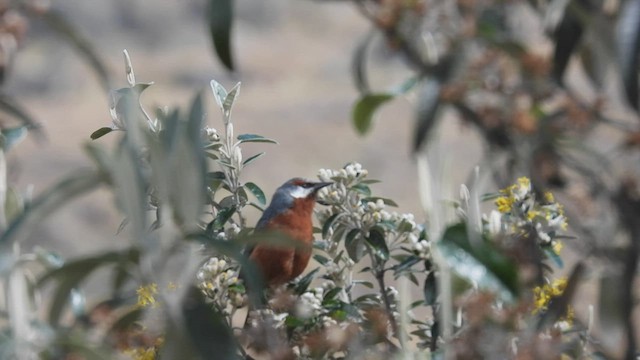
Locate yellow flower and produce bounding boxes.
[526,210,540,220]
[495,196,514,213]
[552,241,563,255]
[136,283,158,308]
[543,191,555,203]
[517,177,531,189]
[532,277,573,325]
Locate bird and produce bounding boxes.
[246,178,332,286]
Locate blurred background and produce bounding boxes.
[9,0,481,257]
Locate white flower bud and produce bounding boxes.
[488,210,502,236]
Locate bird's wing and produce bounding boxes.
[244,206,280,258]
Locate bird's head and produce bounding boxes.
[274,178,332,202]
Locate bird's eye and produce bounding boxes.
[301,183,314,189]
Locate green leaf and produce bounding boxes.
[436,223,518,302]
[244,182,266,205]
[423,271,437,306]
[313,254,329,265]
[323,287,342,301]
[223,82,241,114]
[616,0,640,110]
[210,79,228,110]
[413,80,441,152]
[236,133,278,144]
[212,206,236,231]
[345,228,364,262]
[351,184,371,196]
[352,93,394,135]
[0,126,27,152]
[293,268,319,295]
[41,10,111,91]
[207,0,234,71]
[322,213,341,239]
[242,152,265,166]
[365,226,389,261]
[90,127,113,140]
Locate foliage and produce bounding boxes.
[1,0,640,358]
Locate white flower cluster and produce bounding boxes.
[196,257,244,312]
[249,309,288,330]
[202,126,220,142]
[295,287,324,319]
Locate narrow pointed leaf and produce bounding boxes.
[90,127,113,140]
[352,29,376,94]
[207,0,234,71]
[242,152,265,166]
[551,3,585,84]
[321,213,341,239]
[223,82,240,114]
[345,228,364,262]
[237,134,278,144]
[413,80,441,151]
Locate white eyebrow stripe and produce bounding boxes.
[290,186,313,199]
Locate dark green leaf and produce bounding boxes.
[90,127,113,140]
[242,152,265,166]
[413,80,441,152]
[293,268,319,295]
[237,133,278,144]
[244,182,266,205]
[365,226,389,261]
[322,213,341,239]
[207,0,234,71]
[352,93,394,135]
[436,223,518,302]
[616,0,640,110]
[41,11,111,91]
[345,229,364,262]
[212,206,236,231]
[323,287,342,301]
[313,254,329,265]
[353,280,374,289]
[423,271,437,306]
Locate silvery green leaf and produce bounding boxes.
[223,82,241,115]
[236,134,278,144]
[123,50,136,86]
[210,79,228,111]
[0,126,27,152]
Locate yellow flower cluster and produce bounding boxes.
[532,277,574,325]
[495,177,530,214]
[136,283,158,308]
[125,347,157,360]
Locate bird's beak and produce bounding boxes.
[312,181,333,192]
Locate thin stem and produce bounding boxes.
[374,262,399,339]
